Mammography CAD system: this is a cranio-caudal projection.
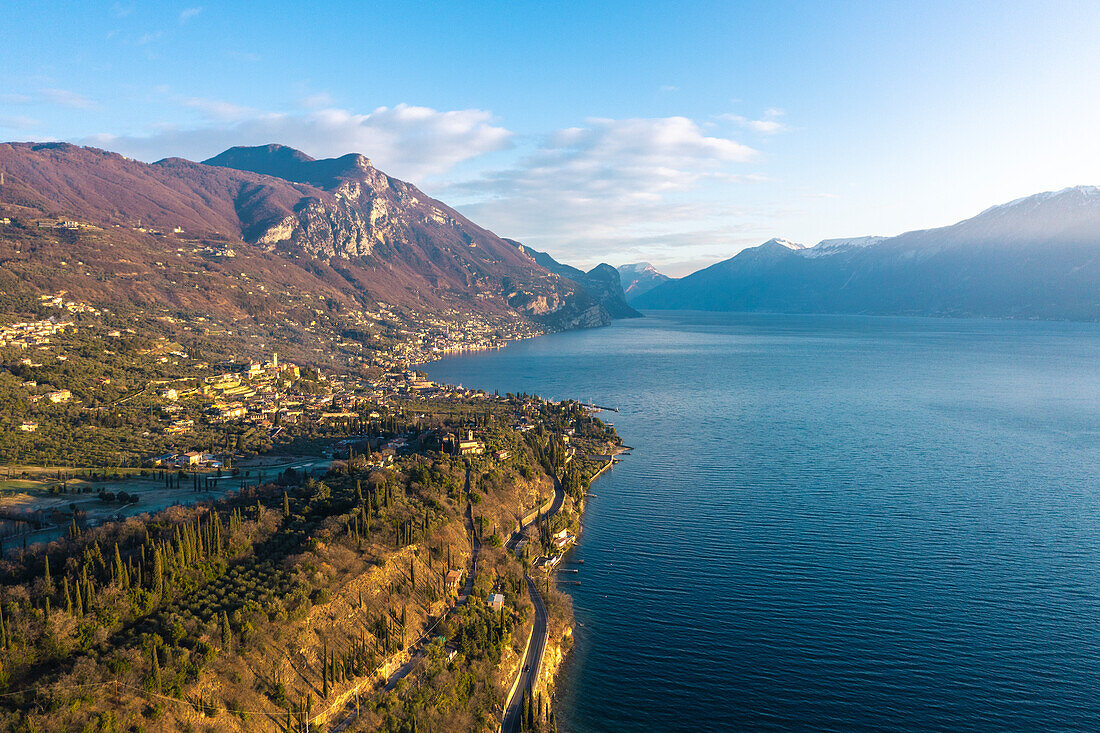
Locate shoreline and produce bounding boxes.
[421,330,629,730]
[535,445,628,719]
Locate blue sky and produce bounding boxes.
[2,1,1098,274]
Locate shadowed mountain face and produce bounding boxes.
[634,188,1100,322]
[204,144,350,189]
[508,241,641,319]
[617,262,672,301]
[0,142,611,331]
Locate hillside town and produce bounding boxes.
[0,291,583,475]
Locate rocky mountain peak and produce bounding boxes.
[203,145,381,191]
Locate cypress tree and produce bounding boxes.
[74,579,84,616]
[195,521,205,558]
[283,491,290,518]
[173,527,184,565]
[0,604,6,649]
[113,544,126,589]
[63,577,72,615]
[221,611,232,650]
[43,554,52,587]
[154,547,165,598]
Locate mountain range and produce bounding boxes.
[633,186,1100,321]
[4,141,1098,331]
[0,142,639,340]
[510,242,640,319]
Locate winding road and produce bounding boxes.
[500,477,563,733]
[329,471,563,732]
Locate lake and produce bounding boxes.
[425,311,1100,732]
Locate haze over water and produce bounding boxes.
[426,311,1100,732]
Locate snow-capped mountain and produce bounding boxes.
[804,236,887,257]
[617,262,673,300]
[633,186,1100,321]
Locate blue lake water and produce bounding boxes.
[425,311,1100,732]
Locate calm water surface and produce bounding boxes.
[426,312,1100,732]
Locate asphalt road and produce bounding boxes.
[501,573,549,733]
[500,476,563,732]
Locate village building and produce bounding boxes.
[451,430,484,456]
[553,529,576,551]
[534,555,561,572]
[47,389,72,404]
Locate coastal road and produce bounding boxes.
[544,478,565,521]
[500,476,563,732]
[501,573,549,733]
[506,477,564,551]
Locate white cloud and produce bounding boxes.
[444,116,759,251]
[459,116,753,198]
[179,7,202,23]
[719,113,789,134]
[81,103,512,180]
[40,88,99,110]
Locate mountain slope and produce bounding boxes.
[634,188,1100,321]
[617,262,672,300]
[509,241,641,318]
[0,142,610,334]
